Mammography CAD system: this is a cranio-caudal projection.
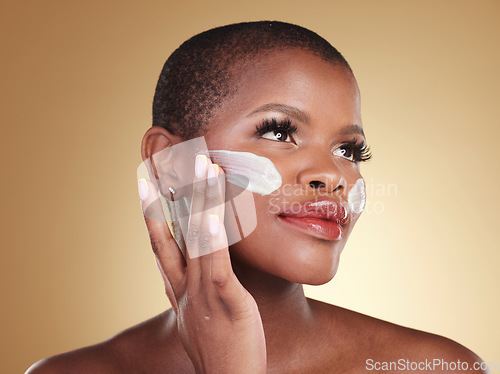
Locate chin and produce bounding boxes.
[229,230,345,285]
[283,253,341,285]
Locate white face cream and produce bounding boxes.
[209,150,282,196]
[347,177,366,214]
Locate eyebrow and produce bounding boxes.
[339,124,365,138]
[247,103,310,124]
[247,103,365,138]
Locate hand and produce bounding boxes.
[138,154,266,374]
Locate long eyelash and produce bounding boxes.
[254,121,371,161]
[255,118,298,136]
[345,137,372,162]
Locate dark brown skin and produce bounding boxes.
[26,49,487,374]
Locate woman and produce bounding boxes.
[27,21,486,374]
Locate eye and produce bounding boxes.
[261,129,293,142]
[255,118,298,144]
[333,144,355,161]
[333,138,372,163]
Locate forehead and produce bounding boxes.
[215,49,361,126]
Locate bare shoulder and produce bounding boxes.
[372,320,487,374]
[310,299,488,374]
[25,339,121,374]
[25,309,193,374]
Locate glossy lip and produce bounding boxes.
[276,199,348,241]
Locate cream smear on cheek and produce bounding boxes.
[209,150,282,195]
[347,177,366,214]
[209,150,366,217]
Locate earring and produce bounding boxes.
[168,186,176,195]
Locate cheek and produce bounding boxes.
[347,177,366,215]
[227,195,282,256]
[221,178,281,251]
[227,195,345,284]
[207,149,283,249]
[209,150,282,196]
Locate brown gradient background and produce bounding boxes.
[1,0,499,372]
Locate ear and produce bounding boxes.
[140,126,185,179]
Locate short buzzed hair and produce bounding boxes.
[152,20,351,139]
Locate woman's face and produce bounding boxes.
[202,49,366,285]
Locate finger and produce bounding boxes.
[184,154,211,285]
[167,193,186,259]
[209,220,254,319]
[209,168,252,315]
[209,167,253,317]
[139,178,185,300]
[217,167,226,222]
[199,164,226,279]
[155,257,178,315]
[205,163,223,219]
[185,155,209,255]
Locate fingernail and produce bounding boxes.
[207,164,218,186]
[138,178,149,200]
[209,214,220,235]
[195,154,207,178]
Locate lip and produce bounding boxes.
[277,199,348,241]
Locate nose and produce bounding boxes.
[296,157,346,196]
